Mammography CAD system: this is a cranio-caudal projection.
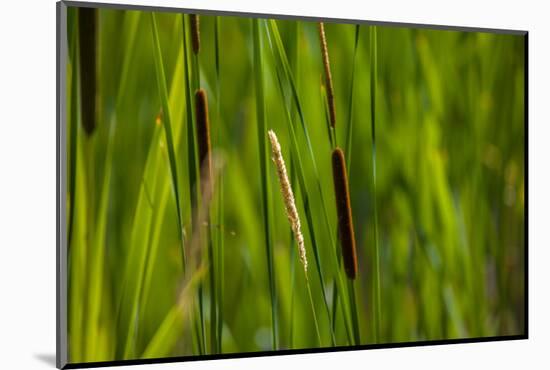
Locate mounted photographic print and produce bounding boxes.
[56,1,527,368]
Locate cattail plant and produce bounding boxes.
[331,147,357,279]
[195,88,212,195]
[268,130,308,275]
[190,14,200,54]
[318,22,336,128]
[78,7,98,135]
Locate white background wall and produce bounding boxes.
[0,0,546,368]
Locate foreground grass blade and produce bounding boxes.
[150,12,186,270]
[253,18,278,350]
[85,121,116,361]
[143,267,207,358]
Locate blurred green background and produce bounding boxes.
[66,5,525,364]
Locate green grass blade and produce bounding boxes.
[370,25,382,343]
[344,25,361,173]
[84,121,116,361]
[214,15,224,354]
[150,12,186,270]
[67,12,78,250]
[347,279,361,344]
[287,22,299,349]
[142,269,205,358]
[253,18,278,350]
[182,14,200,232]
[181,13,205,354]
[305,278,322,346]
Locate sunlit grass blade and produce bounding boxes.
[69,130,89,362]
[150,12,186,270]
[114,11,141,104]
[84,120,116,361]
[253,18,278,350]
[142,267,207,359]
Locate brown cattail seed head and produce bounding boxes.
[190,14,200,54]
[318,22,336,128]
[332,147,357,279]
[78,7,98,135]
[268,130,308,275]
[195,88,211,194]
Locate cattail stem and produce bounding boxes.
[195,88,212,196]
[78,7,98,135]
[331,147,357,279]
[319,22,336,128]
[190,14,200,54]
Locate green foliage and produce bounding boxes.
[66,6,525,364]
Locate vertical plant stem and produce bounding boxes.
[253,18,278,350]
[150,12,186,271]
[370,25,382,343]
[345,25,361,173]
[287,21,299,348]
[182,13,204,353]
[306,278,322,346]
[347,279,360,344]
[214,15,224,354]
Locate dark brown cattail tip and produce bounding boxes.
[195,88,211,192]
[190,14,200,54]
[332,147,357,279]
[78,7,98,135]
[318,22,336,128]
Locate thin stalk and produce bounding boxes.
[207,231,217,353]
[288,205,297,347]
[345,25,361,173]
[370,25,382,343]
[214,15,224,354]
[182,13,204,351]
[305,277,322,346]
[150,12,186,270]
[84,121,116,361]
[253,18,278,350]
[67,12,78,251]
[347,279,361,344]
[288,22,299,349]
